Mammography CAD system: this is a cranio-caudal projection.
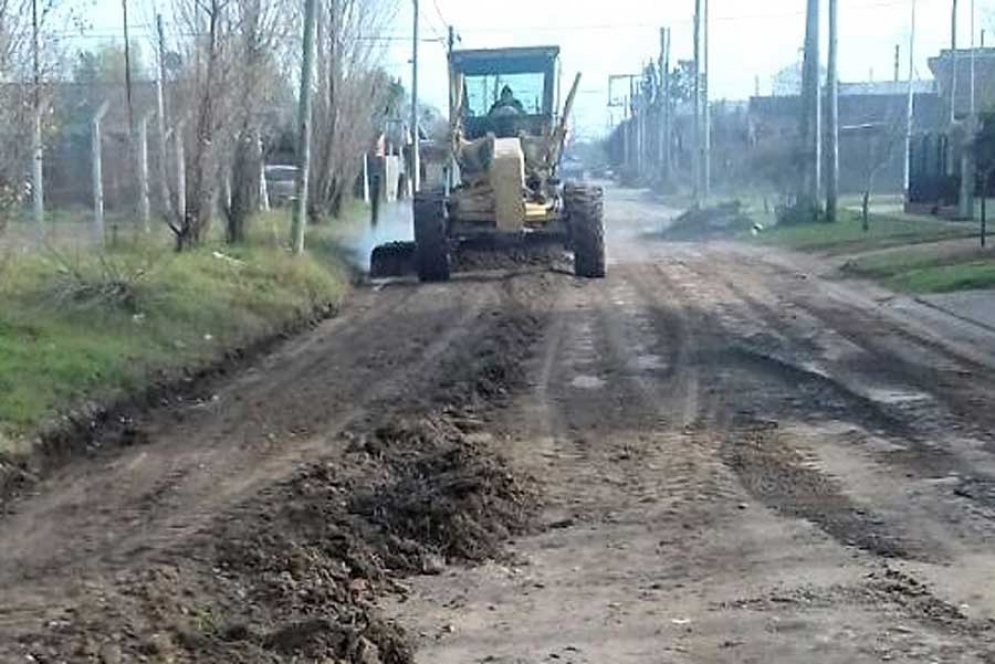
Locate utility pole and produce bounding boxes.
[155,14,173,221]
[122,0,134,132]
[951,0,959,126]
[702,0,710,200]
[904,0,918,203]
[411,0,421,194]
[970,0,976,119]
[31,0,44,238]
[826,0,840,221]
[447,24,456,193]
[894,45,901,82]
[660,27,672,183]
[801,0,822,208]
[122,0,138,224]
[693,0,702,205]
[291,0,317,254]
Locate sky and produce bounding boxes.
[85,0,995,137]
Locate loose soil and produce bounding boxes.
[5,188,995,663]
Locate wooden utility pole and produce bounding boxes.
[31,0,44,237]
[800,0,822,207]
[291,0,317,255]
[155,14,173,220]
[411,0,421,194]
[702,0,710,200]
[826,0,840,221]
[693,0,701,205]
[904,0,918,202]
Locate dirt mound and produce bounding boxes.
[661,200,754,240]
[350,419,537,564]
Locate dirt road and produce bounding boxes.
[3,187,995,663]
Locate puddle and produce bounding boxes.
[864,388,933,405]
[631,354,664,371]
[570,375,606,390]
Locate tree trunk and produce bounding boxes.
[182,0,222,250]
[227,0,263,244]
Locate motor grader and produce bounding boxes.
[371,45,605,282]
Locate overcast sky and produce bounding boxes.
[87,0,994,137]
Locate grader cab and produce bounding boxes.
[372,45,606,282]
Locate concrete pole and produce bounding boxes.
[92,101,110,245]
[291,0,317,254]
[970,0,976,119]
[257,129,269,211]
[175,119,186,223]
[826,0,840,221]
[138,111,152,232]
[155,14,173,220]
[801,0,822,206]
[693,0,701,205]
[660,27,672,182]
[411,0,421,194]
[951,0,959,127]
[703,0,710,200]
[31,0,44,238]
[904,0,918,202]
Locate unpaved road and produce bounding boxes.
[3,187,995,663]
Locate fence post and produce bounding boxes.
[174,119,186,224]
[138,110,153,232]
[257,129,269,212]
[92,100,110,245]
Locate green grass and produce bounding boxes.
[755,209,976,254]
[0,211,353,452]
[883,260,995,293]
[842,245,995,294]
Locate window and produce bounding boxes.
[463,72,546,117]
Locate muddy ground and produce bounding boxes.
[3,187,995,663]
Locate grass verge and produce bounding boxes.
[755,209,977,254]
[0,213,352,455]
[842,246,995,294]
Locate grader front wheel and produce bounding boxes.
[565,185,606,278]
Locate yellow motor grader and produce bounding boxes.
[371,46,605,282]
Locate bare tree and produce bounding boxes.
[223,0,295,243]
[0,0,73,233]
[309,0,396,221]
[168,0,234,250]
[853,119,906,231]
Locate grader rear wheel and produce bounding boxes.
[414,192,451,282]
[565,184,606,278]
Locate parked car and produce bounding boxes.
[264,165,299,207]
[559,157,588,182]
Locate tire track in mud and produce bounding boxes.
[701,256,995,520]
[646,255,940,562]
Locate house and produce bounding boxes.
[748,80,944,195]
